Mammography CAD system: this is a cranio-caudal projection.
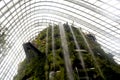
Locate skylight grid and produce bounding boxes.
[0,0,120,80]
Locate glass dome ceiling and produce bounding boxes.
[0,0,120,80]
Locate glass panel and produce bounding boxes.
[0,0,120,80]
[0,1,5,9]
[4,0,11,3]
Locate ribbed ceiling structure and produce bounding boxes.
[0,0,120,80]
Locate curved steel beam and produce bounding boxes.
[1,1,119,35]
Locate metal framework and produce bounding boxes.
[0,0,120,80]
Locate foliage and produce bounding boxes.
[14,56,46,80]
[0,27,7,58]
[14,23,120,80]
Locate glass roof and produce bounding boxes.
[0,0,120,80]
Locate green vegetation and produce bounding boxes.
[14,23,120,80]
[14,56,46,80]
[0,27,7,55]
